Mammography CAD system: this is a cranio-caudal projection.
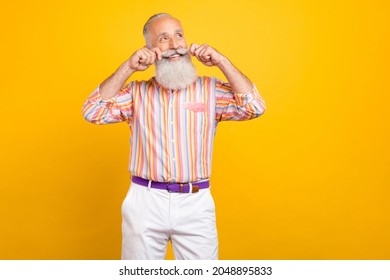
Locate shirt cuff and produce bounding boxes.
[87,85,115,108]
[233,86,259,106]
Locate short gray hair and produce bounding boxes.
[143,13,172,47]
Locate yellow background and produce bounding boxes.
[1,0,389,259]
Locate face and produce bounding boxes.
[148,16,188,61]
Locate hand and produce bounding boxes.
[190,43,225,67]
[127,47,162,72]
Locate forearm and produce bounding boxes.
[217,57,253,93]
[99,61,135,100]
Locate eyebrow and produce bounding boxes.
[158,29,183,37]
[158,32,168,38]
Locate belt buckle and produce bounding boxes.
[175,183,187,193]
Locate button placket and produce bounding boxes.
[168,90,177,181]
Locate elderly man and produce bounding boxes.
[82,13,265,260]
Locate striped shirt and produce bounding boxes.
[82,76,265,183]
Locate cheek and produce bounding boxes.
[155,43,169,52]
[150,39,166,51]
[180,40,188,48]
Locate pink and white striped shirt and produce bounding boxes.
[82,76,265,183]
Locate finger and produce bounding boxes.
[137,50,149,63]
[198,46,212,62]
[149,47,162,60]
[144,55,152,66]
[199,47,211,61]
[137,49,147,61]
[143,50,153,65]
[144,49,156,63]
[135,51,144,62]
[190,43,200,55]
[193,44,206,58]
[145,48,159,64]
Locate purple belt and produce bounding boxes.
[132,176,209,193]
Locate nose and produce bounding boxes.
[169,38,179,49]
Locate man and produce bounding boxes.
[82,13,265,260]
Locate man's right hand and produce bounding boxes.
[128,47,162,72]
[98,47,162,100]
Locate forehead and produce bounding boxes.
[149,16,184,37]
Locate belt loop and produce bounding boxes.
[147,180,152,191]
[188,182,193,193]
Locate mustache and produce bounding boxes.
[161,48,189,58]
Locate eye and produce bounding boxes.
[176,33,183,39]
[160,36,168,42]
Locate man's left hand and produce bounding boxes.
[190,43,225,67]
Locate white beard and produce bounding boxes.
[155,54,197,90]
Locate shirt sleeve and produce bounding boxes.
[82,83,134,124]
[215,79,266,122]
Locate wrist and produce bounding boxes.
[123,60,137,75]
[215,56,230,69]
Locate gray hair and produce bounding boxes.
[143,13,172,47]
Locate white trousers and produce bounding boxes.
[121,182,218,260]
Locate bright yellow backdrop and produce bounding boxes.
[1,0,389,259]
